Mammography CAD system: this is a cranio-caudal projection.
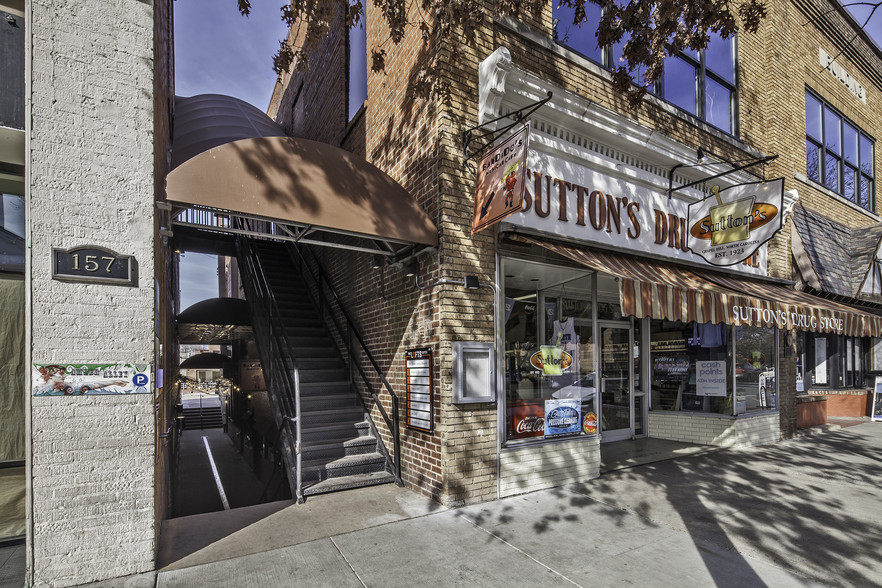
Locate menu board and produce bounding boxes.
[406,348,433,433]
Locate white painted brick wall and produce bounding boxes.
[28,0,157,585]
[500,438,600,497]
[648,412,780,447]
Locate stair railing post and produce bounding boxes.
[294,367,303,503]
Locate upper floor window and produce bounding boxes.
[805,89,875,211]
[347,5,367,121]
[553,2,736,134]
[1,9,25,130]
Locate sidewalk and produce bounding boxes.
[89,421,882,587]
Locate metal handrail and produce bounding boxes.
[288,243,402,485]
[235,233,304,503]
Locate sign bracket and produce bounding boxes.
[462,91,552,160]
[668,148,778,199]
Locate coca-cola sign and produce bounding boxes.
[508,399,545,440]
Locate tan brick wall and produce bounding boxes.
[499,438,600,498]
[649,412,781,447]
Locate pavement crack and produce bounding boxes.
[329,536,367,587]
[460,515,584,587]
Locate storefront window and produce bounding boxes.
[650,320,732,414]
[503,259,597,442]
[734,325,777,412]
[801,332,866,390]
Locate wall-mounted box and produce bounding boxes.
[452,341,496,404]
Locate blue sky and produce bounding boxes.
[174,1,289,308]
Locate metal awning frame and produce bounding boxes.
[170,203,433,261]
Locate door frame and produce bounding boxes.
[598,319,634,443]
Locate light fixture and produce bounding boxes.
[405,262,419,277]
[464,275,480,290]
[372,254,383,270]
[697,147,707,162]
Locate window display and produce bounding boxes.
[503,261,598,442]
[650,320,732,414]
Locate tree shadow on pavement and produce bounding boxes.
[456,424,882,587]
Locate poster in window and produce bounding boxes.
[873,376,882,422]
[695,360,727,396]
[814,337,828,385]
[544,398,581,437]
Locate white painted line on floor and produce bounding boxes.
[202,436,231,510]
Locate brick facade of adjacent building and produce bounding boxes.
[269,0,882,507]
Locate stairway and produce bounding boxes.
[181,395,224,430]
[241,240,396,497]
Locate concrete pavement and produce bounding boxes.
[83,421,882,587]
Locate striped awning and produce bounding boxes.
[518,235,882,337]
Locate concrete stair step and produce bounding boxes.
[302,470,396,496]
[300,452,389,483]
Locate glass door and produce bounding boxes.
[599,322,633,442]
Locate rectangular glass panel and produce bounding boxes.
[554,1,604,63]
[503,263,597,442]
[814,335,828,385]
[734,325,776,412]
[705,32,735,83]
[664,56,697,115]
[861,134,874,176]
[825,152,840,193]
[347,14,367,121]
[807,140,820,182]
[806,91,822,141]
[1,194,25,238]
[861,176,872,209]
[843,123,858,165]
[824,106,841,155]
[844,165,856,202]
[705,76,732,133]
[650,320,730,415]
[601,326,630,433]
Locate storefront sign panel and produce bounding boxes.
[32,363,151,396]
[687,180,784,267]
[501,152,767,276]
[472,123,530,234]
[695,360,727,396]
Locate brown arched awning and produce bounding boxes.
[166,94,437,255]
[176,297,252,344]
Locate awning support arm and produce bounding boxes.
[462,91,552,160]
[667,149,779,199]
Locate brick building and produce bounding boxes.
[266,0,882,506]
[4,0,882,586]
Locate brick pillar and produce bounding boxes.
[779,329,798,439]
[27,1,160,584]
